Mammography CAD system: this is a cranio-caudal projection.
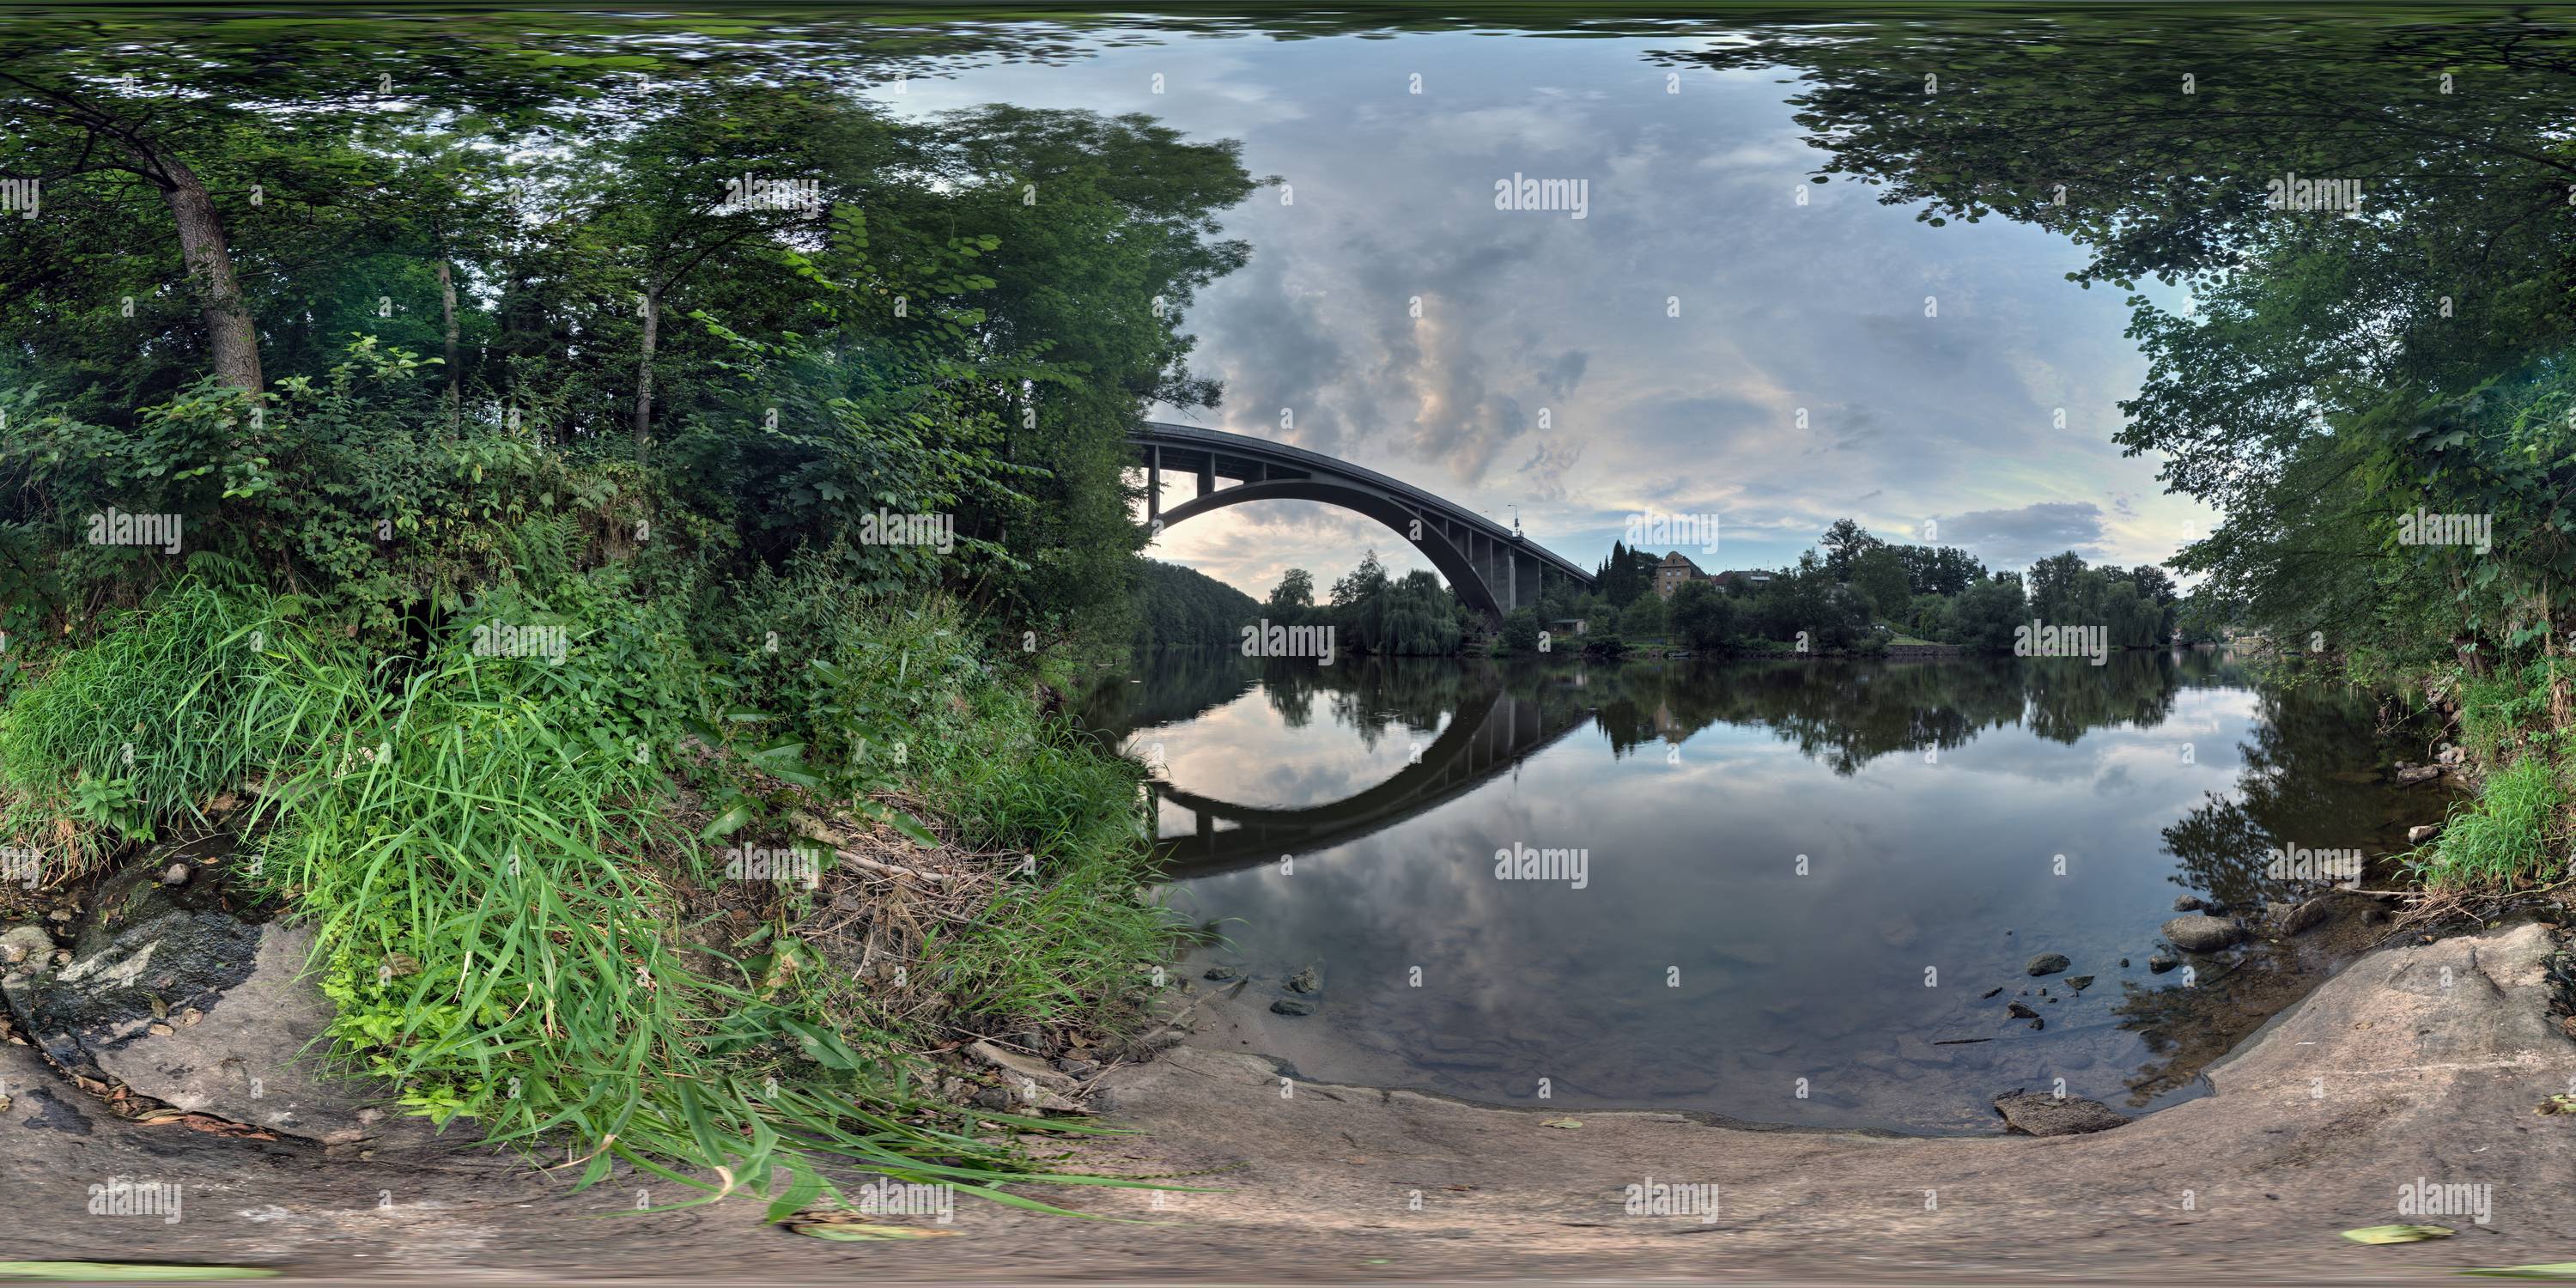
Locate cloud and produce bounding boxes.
[1935,501,2110,572]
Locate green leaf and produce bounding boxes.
[2341,1224,2454,1244]
[778,1018,861,1071]
[699,797,758,841]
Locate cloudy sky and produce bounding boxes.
[874,29,2215,600]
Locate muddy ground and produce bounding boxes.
[4,916,2574,1283]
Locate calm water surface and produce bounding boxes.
[1086,652,2430,1133]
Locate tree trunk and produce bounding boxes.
[153,150,262,396]
[634,289,658,463]
[436,257,460,418]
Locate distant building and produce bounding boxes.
[1548,617,1589,637]
[1710,568,1776,594]
[1653,551,1709,600]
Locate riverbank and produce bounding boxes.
[5,917,2568,1281]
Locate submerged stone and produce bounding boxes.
[1993,1090,2129,1136]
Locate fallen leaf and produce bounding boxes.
[1540,1117,1582,1129]
[0,1264,276,1280]
[2342,1224,2454,1244]
[787,1221,958,1242]
[2461,1264,2576,1279]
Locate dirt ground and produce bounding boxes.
[5,920,2574,1284]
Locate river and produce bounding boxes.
[1087,650,2435,1133]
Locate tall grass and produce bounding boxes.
[0,583,278,872]
[2414,756,2567,890]
[3,577,1171,1218]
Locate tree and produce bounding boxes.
[1619,590,1668,639]
[1820,518,1885,581]
[2026,552,2088,624]
[1498,608,1541,655]
[1268,568,1315,615]
[1851,546,1913,621]
[1949,575,2032,653]
[1668,580,1735,649]
[1657,17,2576,671]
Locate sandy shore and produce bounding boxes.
[3,920,2570,1283]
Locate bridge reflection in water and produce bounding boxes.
[1146,679,1595,878]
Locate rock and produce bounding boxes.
[2067,976,2094,991]
[1202,965,1242,982]
[2409,823,2443,845]
[157,864,191,888]
[2162,914,2246,953]
[0,860,387,1144]
[1054,1057,1099,1078]
[2026,952,2070,977]
[2120,957,2130,968]
[1992,1090,2129,1137]
[2263,901,2299,927]
[965,1039,1077,1093]
[2439,745,2466,767]
[1271,999,1317,1017]
[972,1084,1018,1110]
[2173,896,2207,912]
[2029,1018,2044,1030]
[2149,951,2181,974]
[2282,895,2339,936]
[0,925,47,966]
[1980,987,2002,999]
[1286,965,1321,994]
[2396,764,2443,786]
[2007,1001,2039,1020]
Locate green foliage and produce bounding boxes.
[1947,575,2031,653]
[1497,608,1541,654]
[1618,592,1668,640]
[1133,559,1259,651]
[2414,756,2567,891]
[1668,580,1734,649]
[2,575,1173,1217]
[1317,551,1464,656]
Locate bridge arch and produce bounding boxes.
[1132,422,1595,623]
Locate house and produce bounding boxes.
[1547,617,1589,637]
[1710,568,1776,594]
[1652,551,1709,600]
